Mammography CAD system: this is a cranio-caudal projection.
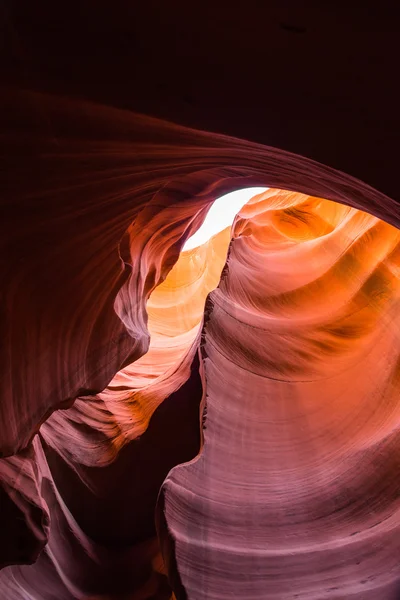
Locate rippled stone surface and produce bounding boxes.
[159,190,400,599]
[2,90,400,599]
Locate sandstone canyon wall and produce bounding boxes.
[1,89,400,599]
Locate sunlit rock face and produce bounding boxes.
[39,214,232,469]
[2,91,400,600]
[159,189,400,599]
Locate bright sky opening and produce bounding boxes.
[182,187,269,251]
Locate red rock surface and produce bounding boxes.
[159,191,400,599]
[2,89,400,599]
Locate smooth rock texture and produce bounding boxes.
[159,190,400,599]
[2,88,400,600]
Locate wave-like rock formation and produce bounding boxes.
[2,89,400,599]
[159,191,400,599]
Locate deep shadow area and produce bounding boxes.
[41,353,202,546]
[2,1,399,198]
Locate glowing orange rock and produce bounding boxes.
[158,190,400,599]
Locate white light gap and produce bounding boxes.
[183,187,269,251]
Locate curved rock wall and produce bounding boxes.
[2,89,400,599]
[159,190,400,599]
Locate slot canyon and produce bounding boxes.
[1,3,400,599]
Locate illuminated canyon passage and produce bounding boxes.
[2,89,400,600]
[3,174,400,600]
